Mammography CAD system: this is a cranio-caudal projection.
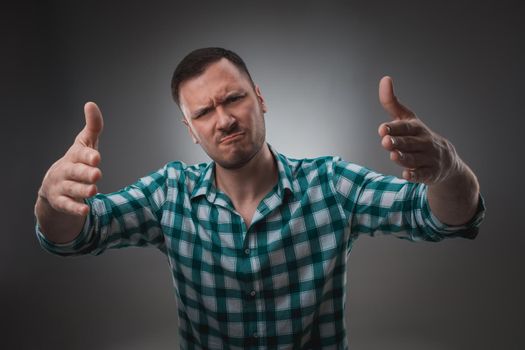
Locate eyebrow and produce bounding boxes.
[191,106,213,119]
[190,91,247,119]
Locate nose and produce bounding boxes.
[216,106,237,132]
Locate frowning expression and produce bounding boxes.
[179,58,267,169]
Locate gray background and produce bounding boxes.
[2,0,524,349]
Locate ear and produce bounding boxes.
[182,117,199,144]
[255,85,267,113]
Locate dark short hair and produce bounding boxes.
[171,47,255,107]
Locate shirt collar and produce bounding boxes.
[269,144,295,199]
[190,143,295,202]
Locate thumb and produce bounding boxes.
[379,76,415,120]
[78,102,104,149]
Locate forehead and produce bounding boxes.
[179,58,252,109]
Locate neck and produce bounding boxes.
[215,143,278,204]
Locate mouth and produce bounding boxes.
[219,132,244,144]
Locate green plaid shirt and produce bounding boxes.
[36,145,485,349]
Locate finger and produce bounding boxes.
[378,119,426,137]
[61,180,98,199]
[381,135,430,153]
[64,163,102,184]
[76,102,104,149]
[402,167,434,184]
[67,144,101,167]
[379,76,416,120]
[390,150,431,169]
[54,195,90,216]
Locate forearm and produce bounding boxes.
[34,195,87,244]
[427,159,480,226]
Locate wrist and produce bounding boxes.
[437,139,464,185]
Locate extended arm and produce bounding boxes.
[35,102,103,243]
[377,76,480,226]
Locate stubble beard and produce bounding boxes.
[213,121,266,170]
[215,135,265,170]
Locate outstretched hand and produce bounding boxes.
[38,102,104,216]
[377,76,460,185]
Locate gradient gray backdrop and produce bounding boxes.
[2,1,524,349]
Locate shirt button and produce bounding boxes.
[244,248,250,255]
[252,332,259,338]
[249,290,256,297]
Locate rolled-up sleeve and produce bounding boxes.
[35,165,169,257]
[35,213,97,256]
[333,160,486,242]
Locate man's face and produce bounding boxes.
[179,58,267,169]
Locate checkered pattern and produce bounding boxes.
[36,145,485,349]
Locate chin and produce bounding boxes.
[213,143,263,170]
[215,154,253,170]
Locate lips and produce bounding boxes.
[219,132,244,144]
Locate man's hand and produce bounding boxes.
[376,77,480,226]
[38,102,103,215]
[35,102,103,242]
[377,76,461,185]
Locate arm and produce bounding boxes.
[36,167,168,257]
[35,102,103,243]
[333,160,484,243]
[35,102,167,256]
[377,76,481,226]
[427,161,480,226]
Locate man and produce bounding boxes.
[35,47,485,349]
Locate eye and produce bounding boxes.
[225,93,245,104]
[194,107,212,119]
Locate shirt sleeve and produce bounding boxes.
[332,160,486,242]
[35,165,169,257]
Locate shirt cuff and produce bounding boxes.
[422,189,486,240]
[35,213,94,256]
